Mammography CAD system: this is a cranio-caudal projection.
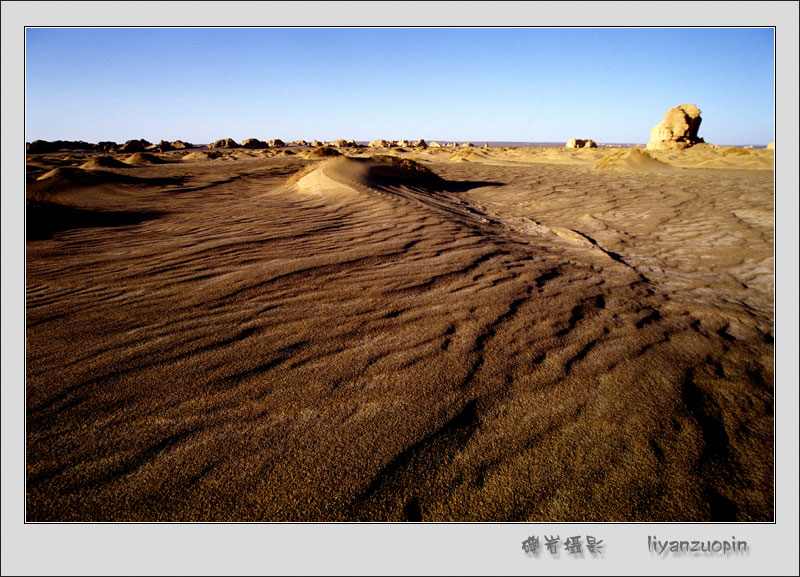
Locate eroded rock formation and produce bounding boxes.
[646,104,704,150]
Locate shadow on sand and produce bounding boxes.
[26,200,164,241]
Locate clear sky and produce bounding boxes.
[25,27,775,145]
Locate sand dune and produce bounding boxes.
[36,166,97,182]
[124,152,168,165]
[79,156,131,170]
[292,155,445,192]
[181,150,222,161]
[304,146,343,159]
[25,147,774,522]
[32,167,140,195]
[594,148,677,172]
[449,148,492,162]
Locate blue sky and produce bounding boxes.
[25,27,775,144]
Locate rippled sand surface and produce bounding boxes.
[26,146,773,521]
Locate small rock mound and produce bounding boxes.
[181,151,221,161]
[363,155,442,184]
[31,167,135,190]
[566,138,598,149]
[208,138,240,149]
[721,146,752,157]
[595,148,677,172]
[330,139,357,148]
[306,146,342,158]
[36,167,95,183]
[79,156,130,170]
[123,152,166,165]
[449,148,490,162]
[289,155,445,194]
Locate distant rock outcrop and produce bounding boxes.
[566,138,597,149]
[170,140,194,150]
[369,140,389,148]
[148,140,175,152]
[208,138,240,149]
[413,139,427,148]
[26,140,98,154]
[120,139,152,153]
[306,146,341,158]
[242,138,268,149]
[646,104,704,150]
[429,141,442,148]
[268,139,286,148]
[767,141,774,150]
[97,141,119,153]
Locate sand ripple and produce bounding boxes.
[26,149,773,521]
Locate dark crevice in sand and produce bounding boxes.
[705,487,739,522]
[635,309,662,328]
[534,268,561,288]
[566,228,632,266]
[680,368,749,520]
[402,497,423,522]
[556,298,604,338]
[649,438,666,464]
[441,324,457,351]
[564,339,598,375]
[351,398,480,519]
[681,372,731,461]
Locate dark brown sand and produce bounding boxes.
[25,147,774,521]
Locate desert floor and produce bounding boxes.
[25,144,774,521]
